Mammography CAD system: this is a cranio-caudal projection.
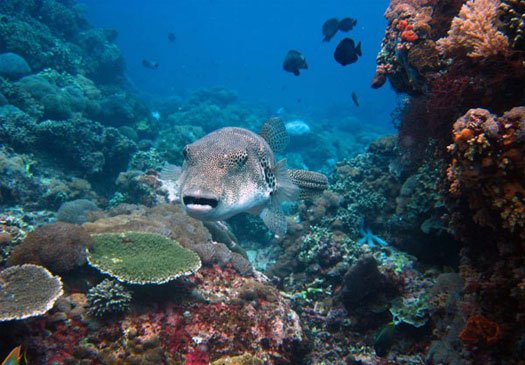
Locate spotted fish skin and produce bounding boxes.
[164,118,328,236]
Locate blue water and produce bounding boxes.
[80,0,396,130]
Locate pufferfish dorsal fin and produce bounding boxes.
[259,117,289,153]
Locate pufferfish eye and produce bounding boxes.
[182,145,190,159]
[182,145,195,165]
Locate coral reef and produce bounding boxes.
[16,265,303,364]
[87,231,202,284]
[436,0,509,59]
[8,222,93,273]
[87,278,132,318]
[447,107,524,238]
[0,264,63,321]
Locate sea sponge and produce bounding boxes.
[8,222,93,273]
[87,231,201,284]
[0,264,63,322]
[87,279,132,317]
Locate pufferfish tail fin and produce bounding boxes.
[288,169,329,200]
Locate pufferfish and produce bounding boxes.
[160,117,328,236]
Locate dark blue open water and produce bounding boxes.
[81,0,396,129]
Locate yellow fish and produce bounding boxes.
[2,346,22,365]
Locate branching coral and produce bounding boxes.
[87,279,132,317]
[436,0,509,60]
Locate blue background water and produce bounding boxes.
[80,0,397,130]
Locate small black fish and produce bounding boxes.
[283,50,308,76]
[334,38,362,66]
[142,59,159,69]
[374,322,395,357]
[351,91,359,107]
[338,17,357,32]
[322,18,339,42]
[168,32,176,42]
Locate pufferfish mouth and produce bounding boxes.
[182,194,219,213]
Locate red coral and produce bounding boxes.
[401,29,419,42]
[185,348,209,365]
[459,314,501,345]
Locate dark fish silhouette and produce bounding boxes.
[142,59,159,69]
[322,18,339,42]
[168,32,176,42]
[334,38,362,66]
[338,17,357,32]
[374,322,395,357]
[351,91,359,107]
[283,50,308,76]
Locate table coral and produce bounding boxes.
[87,231,202,284]
[0,264,63,321]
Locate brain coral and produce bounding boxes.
[87,231,202,284]
[0,264,63,322]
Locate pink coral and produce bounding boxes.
[436,0,509,60]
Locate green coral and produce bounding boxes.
[389,295,430,328]
[87,231,201,284]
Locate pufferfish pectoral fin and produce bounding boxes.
[288,169,329,199]
[260,203,287,237]
[259,117,290,153]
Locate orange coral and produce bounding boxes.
[447,107,525,237]
[401,29,419,42]
[436,0,509,60]
[459,314,501,345]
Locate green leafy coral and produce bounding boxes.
[87,231,201,284]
